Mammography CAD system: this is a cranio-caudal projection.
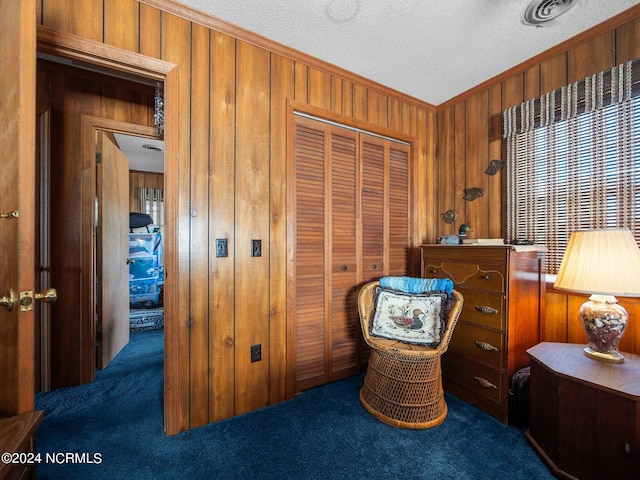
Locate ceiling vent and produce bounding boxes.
[522,0,579,27]
[142,144,163,152]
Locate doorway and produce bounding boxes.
[115,133,166,336]
[35,29,182,434]
[38,111,166,387]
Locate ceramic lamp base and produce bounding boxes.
[579,294,628,364]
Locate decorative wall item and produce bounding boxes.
[440,209,457,224]
[463,188,484,201]
[154,81,164,137]
[484,159,506,175]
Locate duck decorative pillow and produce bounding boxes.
[370,287,448,347]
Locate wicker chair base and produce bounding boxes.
[359,347,448,429]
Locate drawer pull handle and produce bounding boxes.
[480,275,491,280]
[341,265,348,271]
[428,269,437,274]
[371,263,378,270]
[474,340,498,352]
[474,377,497,389]
[475,305,499,315]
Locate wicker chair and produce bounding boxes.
[358,281,464,429]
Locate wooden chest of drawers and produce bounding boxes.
[420,245,545,424]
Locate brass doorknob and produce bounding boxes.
[0,289,17,311]
[35,288,57,304]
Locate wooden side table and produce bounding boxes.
[526,342,640,480]
[0,411,43,480]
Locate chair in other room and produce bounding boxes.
[358,278,463,429]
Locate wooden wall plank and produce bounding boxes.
[188,22,210,429]
[566,295,587,344]
[234,40,271,415]
[501,74,524,115]
[104,0,139,51]
[539,54,567,94]
[341,80,353,118]
[453,103,466,236]
[435,108,455,239]
[294,62,307,102]
[101,83,154,125]
[41,0,102,41]
[331,76,343,115]
[463,92,489,239]
[616,17,640,63]
[543,292,568,343]
[269,52,294,404]
[208,31,236,422]
[367,90,388,128]
[139,4,162,58]
[387,97,402,132]
[353,85,367,122]
[567,31,616,83]
[161,11,192,433]
[523,65,540,102]
[487,84,503,238]
[421,109,435,249]
[307,67,331,110]
[619,298,640,355]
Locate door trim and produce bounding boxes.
[37,26,182,435]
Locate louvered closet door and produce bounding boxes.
[360,137,410,279]
[387,142,410,275]
[293,120,328,391]
[358,136,410,366]
[291,115,411,392]
[292,117,359,391]
[361,137,386,282]
[329,129,359,381]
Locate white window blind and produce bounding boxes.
[140,187,164,232]
[504,60,640,274]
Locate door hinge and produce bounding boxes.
[95,152,102,164]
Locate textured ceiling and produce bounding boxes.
[182,0,640,105]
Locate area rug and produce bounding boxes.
[129,307,164,331]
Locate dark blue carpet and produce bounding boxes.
[35,330,554,479]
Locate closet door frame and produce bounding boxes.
[285,100,419,398]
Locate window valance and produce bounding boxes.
[503,58,640,137]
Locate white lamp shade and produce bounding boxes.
[554,229,640,297]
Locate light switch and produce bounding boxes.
[216,239,228,257]
[251,239,261,257]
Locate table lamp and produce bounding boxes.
[554,228,640,363]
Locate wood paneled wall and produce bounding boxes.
[36,0,640,434]
[36,0,435,433]
[435,8,640,356]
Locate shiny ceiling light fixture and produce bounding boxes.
[522,0,579,27]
